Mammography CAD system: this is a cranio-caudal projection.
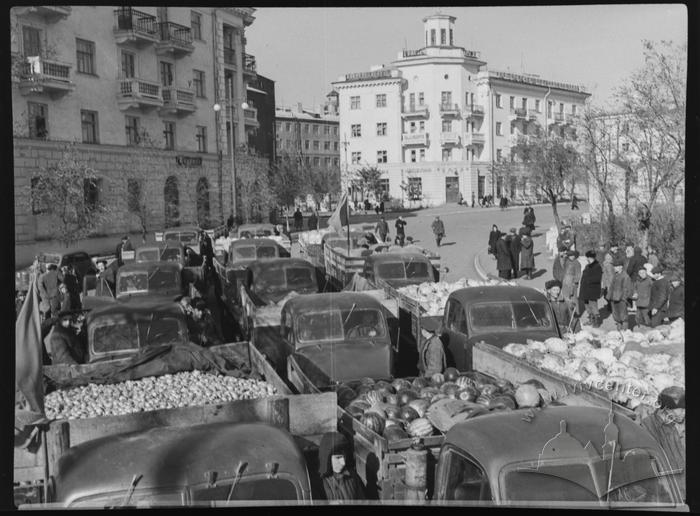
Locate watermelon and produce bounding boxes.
[412,377,429,390]
[480,384,500,397]
[360,377,376,386]
[455,376,475,389]
[522,378,546,390]
[457,387,478,402]
[515,384,541,408]
[431,393,448,403]
[442,384,461,399]
[384,404,402,419]
[398,389,420,406]
[407,398,430,418]
[385,393,399,405]
[489,395,516,410]
[476,394,493,406]
[400,406,420,423]
[374,380,392,391]
[494,378,515,393]
[385,417,405,429]
[365,390,383,405]
[419,387,439,400]
[392,378,412,392]
[431,373,445,387]
[444,367,460,382]
[346,404,364,418]
[356,384,373,397]
[407,417,434,437]
[348,399,370,411]
[361,412,386,434]
[337,387,357,408]
[383,426,409,441]
[439,381,459,394]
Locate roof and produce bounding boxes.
[85,298,184,325]
[449,285,548,305]
[117,261,182,274]
[55,422,307,504]
[482,70,589,95]
[275,108,339,123]
[283,292,384,314]
[444,406,671,493]
[365,252,431,265]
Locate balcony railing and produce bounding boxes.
[528,109,539,120]
[402,49,426,58]
[18,56,75,95]
[402,132,428,145]
[243,53,257,74]
[510,107,527,119]
[565,113,575,124]
[159,22,193,45]
[224,47,236,66]
[113,7,158,44]
[554,112,565,123]
[402,105,429,118]
[14,6,71,21]
[463,104,484,118]
[440,132,461,145]
[161,86,195,113]
[466,132,485,146]
[440,103,460,115]
[117,77,163,109]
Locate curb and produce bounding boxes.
[474,252,490,281]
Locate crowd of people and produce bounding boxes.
[488,206,538,280]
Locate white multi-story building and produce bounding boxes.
[333,13,591,207]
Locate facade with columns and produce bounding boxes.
[333,14,590,207]
[11,6,262,244]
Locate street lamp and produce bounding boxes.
[213,100,249,222]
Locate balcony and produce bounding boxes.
[402,106,429,119]
[564,113,576,125]
[160,86,195,115]
[402,132,428,146]
[156,22,194,57]
[463,104,484,118]
[18,57,75,97]
[509,107,527,121]
[116,77,163,110]
[242,105,259,128]
[439,103,460,117]
[113,7,158,46]
[553,112,565,124]
[243,53,257,77]
[528,109,540,121]
[440,132,461,146]
[465,132,485,147]
[13,6,71,22]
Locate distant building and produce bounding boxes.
[275,103,340,170]
[11,6,266,244]
[332,13,590,207]
[246,74,276,162]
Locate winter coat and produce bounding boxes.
[308,214,318,230]
[667,285,684,318]
[606,271,633,302]
[626,247,646,278]
[601,257,615,290]
[61,271,81,309]
[39,269,60,300]
[49,324,84,365]
[579,260,603,301]
[508,234,522,258]
[318,432,365,500]
[488,230,500,254]
[520,235,535,269]
[523,211,535,228]
[418,334,446,377]
[634,277,653,307]
[431,219,445,236]
[561,259,582,299]
[552,257,567,283]
[495,238,512,271]
[649,276,670,311]
[375,220,389,238]
[395,219,407,235]
[549,297,571,332]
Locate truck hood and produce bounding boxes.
[466,330,559,349]
[298,340,391,384]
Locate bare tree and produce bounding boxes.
[270,152,307,211]
[235,149,276,224]
[308,165,341,210]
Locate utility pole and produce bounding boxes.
[341,133,350,201]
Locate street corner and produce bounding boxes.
[474,248,496,281]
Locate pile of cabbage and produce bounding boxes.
[298,229,331,247]
[503,319,684,409]
[397,278,518,316]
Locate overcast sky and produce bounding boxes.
[246,5,687,110]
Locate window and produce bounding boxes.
[442,120,452,133]
[313,157,320,166]
[430,29,436,45]
[304,123,310,133]
[559,103,564,113]
[313,124,319,135]
[419,120,425,132]
[441,29,446,45]
[163,121,175,150]
[450,29,454,45]
[442,149,451,161]
[408,177,422,199]
[445,300,467,334]
[286,122,291,132]
[350,96,360,109]
[410,150,416,163]
[376,94,387,107]
[333,157,339,166]
[509,96,515,109]
[496,122,502,136]
[419,149,425,161]
[572,104,577,115]
[81,110,98,144]
[31,177,47,214]
[323,125,330,135]
[409,121,416,134]
[195,126,207,152]
[548,101,553,117]
[276,122,281,132]
[333,126,338,136]
[334,141,339,151]
[351,152,361,164]
[23,26,43,59]
[324,140,330,150]
[304,140,310,150]
[127,179,141,212]
[160,61,173,87]
[441,91,452,108]
[76,38,96,75]
[125,115,139,145]
[496,94,502,108]
[510,124,515,135]
[418,92,424,106]
[496,149,502,162]
[535,99,541,112]
[325,157,331,166]
[83,178,100,211]
[190,11,202,40]
[377,150,387,163]
[439,447,491,501]
[351,124,361,137]
[193,70,205,97]
[377,122,387,136]
[313,140,320,150]
[121,50,135,78]
[521,97,527,109]
[28,102,48,139]
[305,156,311,165]
[409,93,415,109]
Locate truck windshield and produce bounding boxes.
[118,269,180,295]
[136,249,160,262]
[92,317,183,355]
[240,229,273,238]
[254,267,315,295]
[192,478,299,502]
[296,308,387,343]
[377,261,430,280]
[501,453,677,504]
[165,231,197,243]
[469,301,553,333]
[233,246,278,260]
[161,248,182,262]
[71,490,185,508]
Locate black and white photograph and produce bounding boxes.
[11,3,689,509]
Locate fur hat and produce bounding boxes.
[585,250,596,259]
[545,279,562,290]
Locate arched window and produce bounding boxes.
[196,177,210,227]
[164,175,179,228]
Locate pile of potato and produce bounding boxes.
[44,370,277,420]
[397,278,518,316]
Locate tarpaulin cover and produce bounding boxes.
[43,341,252,391]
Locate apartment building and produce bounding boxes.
[246,73,276,163]
[11,6,262,243]
[332,13,590,207]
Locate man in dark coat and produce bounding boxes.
[626,246,646,279]
[495,233,511,279]
[666,274,684,322]
[633,268,653,327]
[579,250,603,327]
[431,216,446,247]
[487,225,500,256]
[375,217,389,243]
[199,231,215,272]
[49,311,85,365]
[293,208,303,231]
[552,246,568,283]
[546,279,575,333]
[418,327,446,378]
[507,228,521,279]
[606,258,633,330]
[318,431,365,501]
[60,265,81,310]
[394,216,407,246]
[115,235,134,267]
[649,267,670,327]
[308,211,319,230]
[519,229,535,280]
[38,264,61,319]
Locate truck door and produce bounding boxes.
[441,299,468,370]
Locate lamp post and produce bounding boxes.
[213,100,248,223]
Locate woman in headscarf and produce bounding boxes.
[318,431,365,501]
[487,224,500,256]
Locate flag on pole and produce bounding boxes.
[327,192,349,236]
[15,276,47,436]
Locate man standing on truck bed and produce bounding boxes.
[116,235,133,267]
[418,327,446,377]
[607,258,633,330]
[38,263,61,319]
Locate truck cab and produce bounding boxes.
[53,422,312,507]
[134,242,186,265]
[285,293,393,391]
[115,261,185,302]
[434,406,684,506]
[237,223,291,253]
[440,285,560,371]
[85,299,189,363]
[17,251,98,294]
[362,252,436,288]
[158,226,202,255]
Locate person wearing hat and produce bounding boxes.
[666,274,684,322]
[375,216,390,244]
[606,258,633,330]
[395,216,407,247]
[318,431,365,501]
[520,229,535,280]
[626,246,646,280]
[546,279,574,333]
[495,232,512,279]
[115,235,133,267]
[633,267,653,327]
[431,216,446,247]
[38,263,61,320]
[561,250,581,316]
[487,224,500,256]
[648,266,670,327]
[49,310,85,365]
[552,246,568,283]
[579,250,603,328]
[508,227,522,279]
[418,326,446,378]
